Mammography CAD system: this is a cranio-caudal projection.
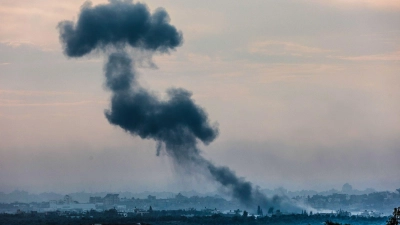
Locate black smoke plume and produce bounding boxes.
[58,0,182,57]
[58,0,297,211]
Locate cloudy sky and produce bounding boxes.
[0,0,399,194]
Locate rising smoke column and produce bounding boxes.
[58,0,288,210]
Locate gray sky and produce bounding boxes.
[0,0,399,194]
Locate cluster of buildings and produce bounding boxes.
[47,194,129,212]
[19,193,229,214]
[1,189,398,217]
[48,195,96,212]
[303,191,399,211]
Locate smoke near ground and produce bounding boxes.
[58,0,299,211]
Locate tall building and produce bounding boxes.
[104,194,120,206]
[64,195,73,204]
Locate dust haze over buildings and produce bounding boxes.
[58,0,299,211]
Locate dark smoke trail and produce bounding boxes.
[101,51,277,208]
[58,0,297,210]
[103,51,218,166]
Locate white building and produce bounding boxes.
[47,202,96,212]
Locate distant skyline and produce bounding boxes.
[0,182,381,198]
[1,0,399,194]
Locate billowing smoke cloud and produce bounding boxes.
[58,0,297,211]
[58,0,182,57]
[103,51,218,166]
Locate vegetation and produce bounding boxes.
[0,210,388,225]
